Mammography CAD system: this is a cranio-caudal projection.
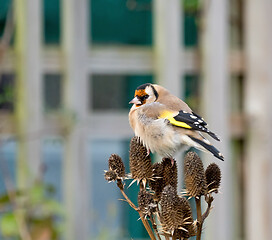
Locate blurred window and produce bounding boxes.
[0,140,16,195]
[43,0,61,45]
[184,13,198,47]
[231,74,244,113]
[0,74,15,112]
[90,0,152,45]
[0,0,11,38]
[90,74,153,111]
[42,138,63,201]
[184,74,199,112]
[0,140,17,239]
[183,0,199,47]
[43,74,62,111]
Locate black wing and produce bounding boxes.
[173,110,220,141]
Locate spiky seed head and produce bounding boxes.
[161,185,183,231]
[205,163,221,193]
[177,197,196,238]
[129,137,152,180]
[162,158,178,192]
[104,170,117,182]
[184,151,207,197]
[148,162,164,201]
[108,154,125,179]
[138,190,156,217]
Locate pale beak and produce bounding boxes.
[129,97,141,105]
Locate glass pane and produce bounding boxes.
[0,73,15,112]
[42,138,63,201]
[0,140,17,239]
[184,13,198,47]
[43,0,61,45]
[183,0,199,47]
[89,139,148,239]
[90,0,152,45]
[43,74,62,111]
[0,140,16,195]
[184,74,199,112]
[90,74,153,110]
[231,74,244,113]
[230,0,243,48]
[0,0,11,38]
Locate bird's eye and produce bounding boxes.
[143,95,149,100]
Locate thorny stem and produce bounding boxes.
[150,215,162,240]
[202,194,214,221]
[116,180,156,240]
[155,205,170,240]
[195,194,214,240]
[195,197,202,240]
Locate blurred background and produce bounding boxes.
[0,0,271,240]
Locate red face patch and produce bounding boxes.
[134,89,146,97]
[134,89,148,106]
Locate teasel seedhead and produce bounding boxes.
[162,158,178,192]
[129,137,153,185]
[104,170,118,182]
[138,190,156,218]
[148,162,164,201]
[161,185,183,233]
[108,154,126,179]
[175,197,196,238]
[184,151,207,197]
[205,163,221,193]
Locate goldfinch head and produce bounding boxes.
[129,83,158,107]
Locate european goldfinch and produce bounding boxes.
[129,83,224,161]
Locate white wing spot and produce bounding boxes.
[198,119,203,123]
[190,115,197,119]
[194,122,199,125]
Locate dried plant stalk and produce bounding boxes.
[105,140,222,240]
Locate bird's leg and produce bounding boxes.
[170,158,175,166]
[146,148,150,156]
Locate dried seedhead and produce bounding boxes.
[149,159,178,201]
[176,197,196,238]
[108,154,125,179]
[104,170,118,182]
[148,162,164,201]
[162,158,178,191]
[138,190,156,217]
[129,137,153,182]
[161,185,183,233]
[184,151,207,197]
[205,163,221,193]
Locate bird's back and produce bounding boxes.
[153,84,192,112]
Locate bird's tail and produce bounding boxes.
[188,136,224,161]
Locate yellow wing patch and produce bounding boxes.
[159,110,192,129]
